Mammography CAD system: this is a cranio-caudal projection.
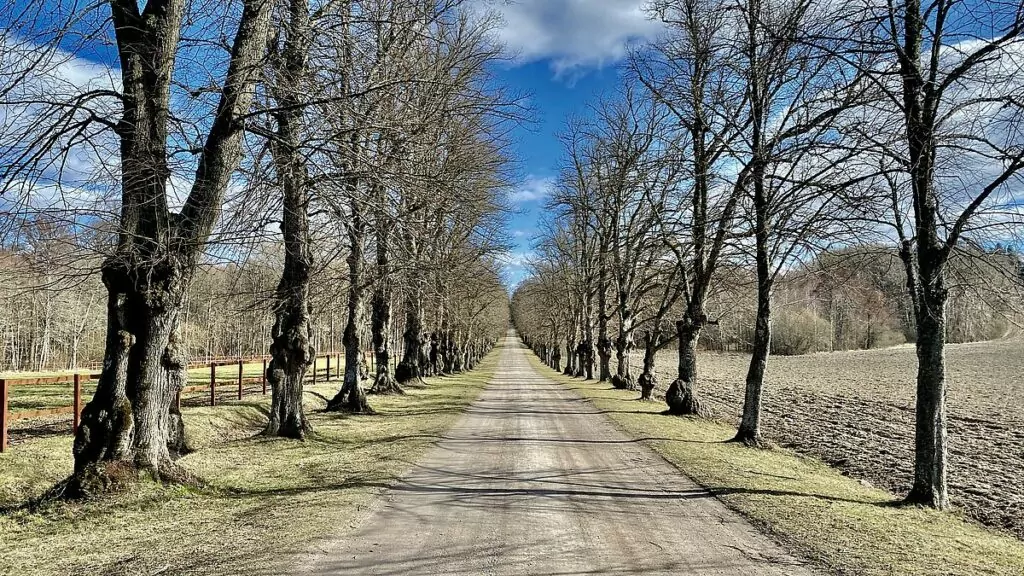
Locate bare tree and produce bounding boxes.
[41,0,275,487]
[636,0,747,416]
[721,0,868,446]
[841,0,1024,508]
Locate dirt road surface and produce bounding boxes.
[301,336,816,575]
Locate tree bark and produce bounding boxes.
[264,247,313,438]
[328,200,373,413]
[736,277,771,446]
[71,0,272,490]
[368,198,402,395]
[563,318,577,376]
[596,261,612,381]
[264,0,313,438]
[665,319,707,416]
[736,156,771,446]
[638,329,660,401]
[611,306,634,390]
[396,290,426,385]
[905,266,949,508]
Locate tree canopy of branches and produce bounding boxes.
[513,0,1024,512]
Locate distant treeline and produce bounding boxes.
[701,245,1022,356]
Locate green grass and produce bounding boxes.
[527,354,1024,576]
[0,353,497,576]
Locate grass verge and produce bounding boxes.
[0,352,498,576]
[526,354,1024,576]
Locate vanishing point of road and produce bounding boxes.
[302,334,816,575]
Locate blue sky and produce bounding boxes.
[6,0,664,285]
[483,0,663,286]
[497,62,623,286]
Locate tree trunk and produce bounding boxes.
[736,277,771,446]
[597,286,612,382]
[638,330,660,401]
[72,259,196,495]
[368,283,401,395]
[665,320,707,416]
[264,259,313,438]
[563,324,576,376]
[368,201,401,396]
[69,0,272,493]
[327,199,373,413]
[736,177,772,445]
[906,271,949,508]
[396,291,425,385]
[263,0,314,438]
[429,332,440,376]
[611,307,634,390]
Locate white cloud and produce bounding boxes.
[509,174,555,203]
[480,0,663,76]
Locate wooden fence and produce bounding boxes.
[0,352,346,452]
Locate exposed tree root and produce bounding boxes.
[368,374,405,396]
[728,432,769,449]
[37,460,201,506]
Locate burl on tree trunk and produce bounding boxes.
[665,321,707,417]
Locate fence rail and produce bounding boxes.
[0,352,352,452]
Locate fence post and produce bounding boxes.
[238,360,243,401]
[73,374,82,435]
[0,379,7,452]
[210,363,217,406]
[262,358,267,395]
[326,354,331,382]
[312,356,317,384]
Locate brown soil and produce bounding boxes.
[652,339,1024,538]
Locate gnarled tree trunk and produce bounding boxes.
[70,0,273,492]
[327,196,373,413]
[264,247,313,438]
[265,0,314,438]
[665,318,707,416]
[74,262,195,490]
[396,289,426,385]
[611,307,634,390]
[637,329,662,401]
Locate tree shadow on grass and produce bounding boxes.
[707,485,889,506]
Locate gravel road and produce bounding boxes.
[301,336,817,575]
